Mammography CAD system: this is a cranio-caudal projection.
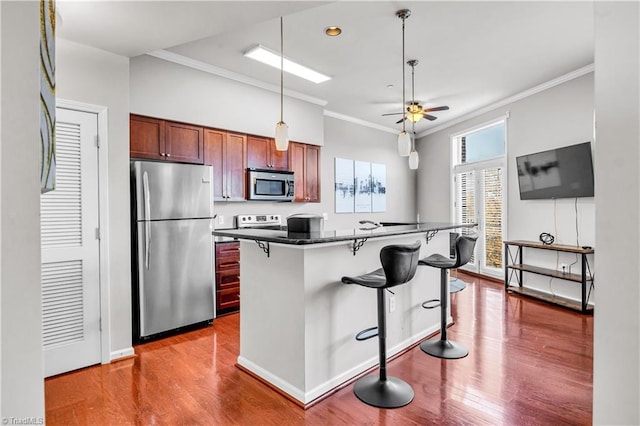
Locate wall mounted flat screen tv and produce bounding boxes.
[516,142,594,200]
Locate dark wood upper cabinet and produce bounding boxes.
[204,129,246,201]
[130,115,203,164]
[164,121,204,164]
[289,141,321,203]
[246,135,289,170]
[130,115,165,161]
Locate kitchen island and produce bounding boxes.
[213,222,475,406]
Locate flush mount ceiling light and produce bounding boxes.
[244,45,331,84]
[274,17,288,151]
[325,26,342,36]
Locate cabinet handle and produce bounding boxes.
[160,152,166,157]
[166,153,171,157]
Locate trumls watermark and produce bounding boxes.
[1,418,44,425]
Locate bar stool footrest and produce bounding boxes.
[353,375,414,408]
[421,299,440,309]
[420,338,469,359]
[355,327,378,341]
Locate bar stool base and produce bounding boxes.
[353,375,414,408]
[420,339,469,359]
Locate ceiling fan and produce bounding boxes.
[383,59,449,124]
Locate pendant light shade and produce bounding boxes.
[275,121,289,151]
[408,121,419,169]
[398,131,411,157]
[275,16,289,151]
[409,150,419,169]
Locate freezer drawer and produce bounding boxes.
[136,218,214,337]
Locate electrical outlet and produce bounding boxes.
[322,212,329,221]
[218,215,224,225]
[389,295,396,313]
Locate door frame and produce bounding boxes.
[56,99,111,364]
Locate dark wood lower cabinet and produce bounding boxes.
[215,241,240,314]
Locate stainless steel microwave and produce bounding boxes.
[247,168,294,202]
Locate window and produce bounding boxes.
[452,119,506,277]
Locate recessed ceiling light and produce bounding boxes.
[325,26,342,36]
[244,45,331,84]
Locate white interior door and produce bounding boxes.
[41,107,101,377]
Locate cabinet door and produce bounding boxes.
[225,133,247,201]
[165,121,204,164]
[288,142,306,202]
[204,129,225,200]
[269,139,289,170]
[246,136,270,169]
[130,115,165,160]
[305,144,321,202]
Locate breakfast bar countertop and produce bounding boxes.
[212,221,476,245]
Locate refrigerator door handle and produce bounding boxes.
[143,171,151,269]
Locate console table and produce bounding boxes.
[503,240,594,313]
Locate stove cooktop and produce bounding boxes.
[235,214,283,229]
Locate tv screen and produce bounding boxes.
[516,142,594,200]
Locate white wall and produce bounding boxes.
[129,56,416,230]
[416,73,595,301]
[0,1,44,419]
[56,39,132,356]
[130,55,324,146]
[593,2,640,424]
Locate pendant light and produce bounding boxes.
[396,9,411,157]
[274,16,289,151]
[409,119,419,169]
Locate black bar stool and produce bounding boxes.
[418,234,477,359]
[341,241,421,408]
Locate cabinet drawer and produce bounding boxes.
[216,270,239,290]
[215,242,240,257]
[216,288,240,311]
[216,257,239,270]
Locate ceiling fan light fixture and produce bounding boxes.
[398,131,411,157]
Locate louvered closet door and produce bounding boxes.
[41,108,101,377]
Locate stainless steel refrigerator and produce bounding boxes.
[131,161,215,340]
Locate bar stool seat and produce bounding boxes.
[341,241,421,408]
[419,234,477,359]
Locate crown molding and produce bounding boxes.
[323,110,398,134]
[147,49,328,107]
[417,63,595,138]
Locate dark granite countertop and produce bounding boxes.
[212,222,476,245]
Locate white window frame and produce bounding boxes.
[450,115,508,278]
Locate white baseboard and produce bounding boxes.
[109,347,135,362]
[238,324,442,405]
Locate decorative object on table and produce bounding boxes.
[539,232,555,245]
[274,16,289,151]
[40,0,56,192]
[371,162,387,212]
[335,158,355,213]
[354,161,372,212]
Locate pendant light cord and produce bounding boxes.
[401,17,406,132]
[280,16,284,123]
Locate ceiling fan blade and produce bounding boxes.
[395,117,407,124]
[422,106,450,113]
[381,112,404,116]
[424,114,438,121]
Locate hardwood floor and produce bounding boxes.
[45,272,593,425]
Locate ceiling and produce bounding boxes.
[57,1,594,135]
